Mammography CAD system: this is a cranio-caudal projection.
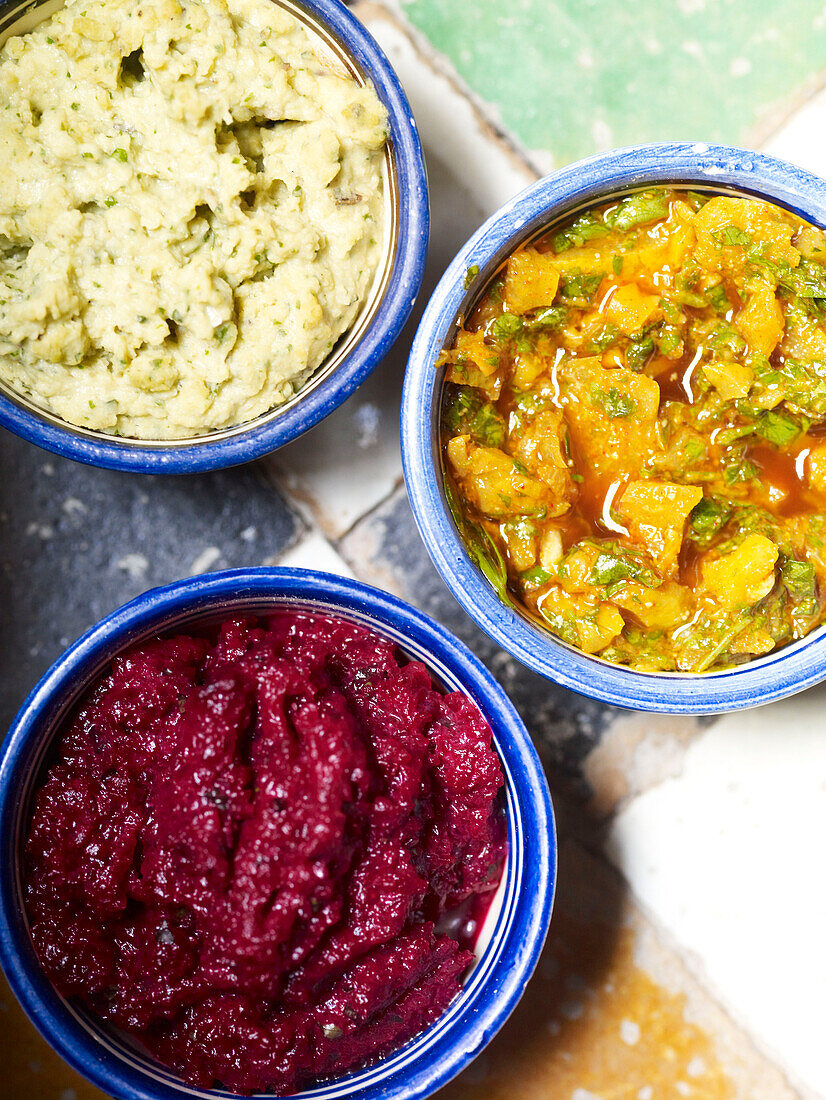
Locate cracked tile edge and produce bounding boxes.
[351,0,542,182]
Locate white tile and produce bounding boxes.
[608,686,826,1096]
[269,531,356,579]
[361,5,536,218]
[269,5,537,538]
[270,364,405,539]
[763,88,826,179]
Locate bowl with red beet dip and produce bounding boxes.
[0,568,555,1100]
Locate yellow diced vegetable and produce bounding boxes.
[729,626,776,656]
[703,358,754,401]
[538,586,624,653]
[512,349,547,389]
[508,411,571,517]
[781,300,826,361]
[693,196,799,270]
[699,533,779,609]
[735,279,785,359]
[444,329,502,395]
[557,542,601,593]
[605,283,661,335]
[453,329,499,377]
[609,580,693,630]
[559,357,662,481]
[619,480,703,576]
[794,225,826,262]
[539,526,564,572]
[807,441,826,495]
[510,410,571,486]
[446,435,549,519]
[504,248,560,314]
[502,519,537,571]
[579,603,626,653]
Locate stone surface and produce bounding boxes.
[0,433,301,729]
[0,972,104,1100]
[271,528,357,577]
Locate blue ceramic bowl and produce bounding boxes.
[0,0,428,473]
[0,568,555,1100]
[401,142,826,714]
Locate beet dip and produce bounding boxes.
[24,612,507,1094]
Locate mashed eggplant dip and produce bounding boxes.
[0,0,387,439]
[24,612,506,1095]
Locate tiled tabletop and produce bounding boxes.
[2,1,826,1098]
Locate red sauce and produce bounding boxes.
[24,613,507,1095]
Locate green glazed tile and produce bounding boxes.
[400,0,826,165]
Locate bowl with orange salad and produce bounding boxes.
[401,143,826,712]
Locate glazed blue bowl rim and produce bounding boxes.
[401,141,826,714]
[0,567,556,1100]
[0,0,429,474]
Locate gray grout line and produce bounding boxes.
[254,458,312,549]
[331,474,405,545]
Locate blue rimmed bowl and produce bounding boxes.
[401,142,826,714]
[0,567,556,1100]
[0,0,428,473]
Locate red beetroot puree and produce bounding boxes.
[24,611,507,1095]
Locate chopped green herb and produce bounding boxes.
[686,190,710,210]
[780,257,826,301]
[525,305,568,332]
[724,453,758,484]
[590,384,635,419]
[690,497,728,541]
[558,270,602,307]
[443,385,507,447]
[708,321,747,357]
[463,263,479,290]
[587,545,660,588]
[706,282,730,314]
[592,552,633,586]
[781,559,816,602]
[490,312,523,340]
[586,323,621,353]
[603,189,669,232]
[756,409,803,447]
[552,212,609,253]
[625,334,654,372]
[520,566,552,586]
[713,225,752,248]
[654,324,683,355]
